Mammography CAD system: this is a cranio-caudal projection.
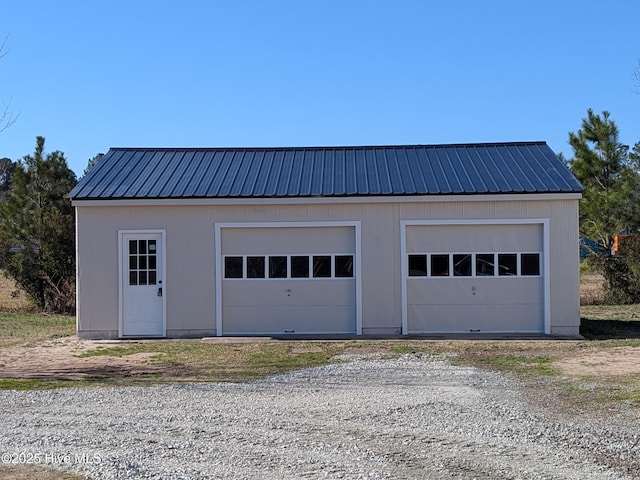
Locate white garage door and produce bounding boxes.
[219,225,357,335]
[405,223,545,334]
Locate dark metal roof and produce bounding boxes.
[69,142,583,200]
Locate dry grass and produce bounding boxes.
[0,465,83,480]
[0,313,75,348]
[580,273,606,305]
[0,273,33,312]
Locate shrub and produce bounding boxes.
[596,236,640,304]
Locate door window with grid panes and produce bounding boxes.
[128,239,158,286]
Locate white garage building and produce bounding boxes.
[69,142,583,339]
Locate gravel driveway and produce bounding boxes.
[1,354,638,479]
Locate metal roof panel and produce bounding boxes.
[69,142,583,200]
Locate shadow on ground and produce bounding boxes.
[581,319,640,340]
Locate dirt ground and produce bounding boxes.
[555,347,640,376]
[0,337,170,380]
[0,335,639,381]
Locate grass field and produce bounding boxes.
[0,312,75,347]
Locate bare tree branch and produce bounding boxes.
[0,35,8,59]
[0,34,18,132]
[0,99,17,133]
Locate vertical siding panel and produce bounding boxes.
[495,201,527,218]
[359,203,400,332]
[76,207,119,337]
[165,206,216,333]
[527,200,580,334]
[463,201,496,219]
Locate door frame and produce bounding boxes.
[214,221,362,336]
[400,219,550,335]
[118,229,167,338]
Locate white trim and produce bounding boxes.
[214,224,223,336]
[400,223,408,335]
[214,221,362,336]
[542,218,551,334]
[354,222,363,335]
[118,229,167,338]
[216,221,363,229]
[400,219,550,335]
[72,192,582,208]
[401,218,549,226]
[75,208,80,335]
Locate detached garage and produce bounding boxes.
[69,142,583,339]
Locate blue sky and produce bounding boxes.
[1,1,639,176]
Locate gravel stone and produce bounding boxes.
[0,354,638,479]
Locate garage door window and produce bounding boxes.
[291,256,310,278]
[408,255,427,276]
[269,256,288,278]
[223,254,354,280]
[476,253,495,276]
[431,255,450,277]
[335,255,354,277]
[313,256,332,277]
[521,253,540,276]
[247,256,265,278]
[407,252,541,278]
[453,254,471,276]
[224,256,243,279]
[498,254,517,276]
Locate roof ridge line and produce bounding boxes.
[106,142,549,152]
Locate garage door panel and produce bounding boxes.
[223,280,355,307]
[405,222,545,334]
[222,227,354,255]
[406,224,542,253]
[220,225,358,335]
[222,306,356,334]
[408,304,544,332]
[408,279,543,306]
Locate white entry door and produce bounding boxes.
[120,231,165,337]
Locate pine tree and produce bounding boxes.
[568,109,635,253]
[0,157,15,201]
[0,136,77,312]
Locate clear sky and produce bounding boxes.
[1,0,639,176]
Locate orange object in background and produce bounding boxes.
[613,234,634,255]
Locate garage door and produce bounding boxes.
[404,223,545,334]
[219,225,357,335]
